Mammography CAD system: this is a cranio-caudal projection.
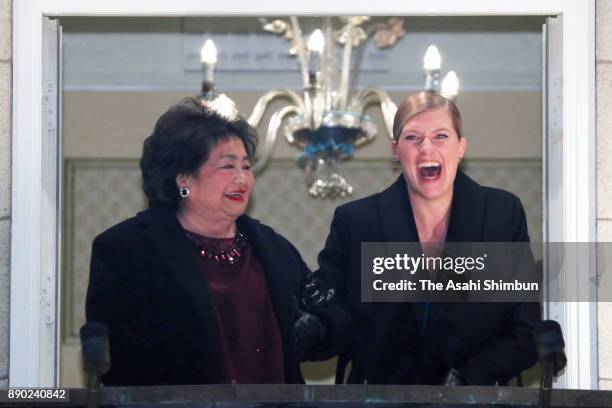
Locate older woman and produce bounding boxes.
[85,97,349,386]
[315,91,540,385]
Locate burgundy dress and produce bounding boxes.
[185,231,285,384]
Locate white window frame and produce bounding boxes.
[11,0,596,388]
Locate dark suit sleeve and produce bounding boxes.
[305,208,355,360]
[457,197,540,385]
[314,207,351,302]
[85,233,165,385]
[510,195,531,243]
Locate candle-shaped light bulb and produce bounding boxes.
[307,29,325,87]
[201,39,218,85]
[200,39,218,65]
[423,45,441,71]
[307,29,325,54]
[441,71,459,99]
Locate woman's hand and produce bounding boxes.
[294,307,327,362]
[300,273,335,309]
[294,274,341,361]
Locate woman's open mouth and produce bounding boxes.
[418,161,442,180]
[224,190,246,202]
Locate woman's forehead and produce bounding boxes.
[209,137,248,159]
[402,108,454,131]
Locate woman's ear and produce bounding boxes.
[176,174,190,188]
[391,141,399,161]
[459,137,468,158]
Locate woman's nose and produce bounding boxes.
[419,137,433,151]
[235,168,248,183]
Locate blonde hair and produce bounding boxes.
[392,91,463,142]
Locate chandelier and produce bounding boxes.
[199,17,459,198]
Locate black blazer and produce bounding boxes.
[85,206,347,386]
[315,170,540,385]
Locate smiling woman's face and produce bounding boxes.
[392,107,467,202]
[177,136,254,223]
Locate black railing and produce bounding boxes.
[50,385,612,408]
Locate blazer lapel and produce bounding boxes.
[137,207,222,364]
[378,175,420,243]
[445,169,485,243]
[237,216,295,362]
[427,169,485,334]
[377,176,427,328]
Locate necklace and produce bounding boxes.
[192,232,247,265]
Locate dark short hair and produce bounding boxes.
[140,97,258,210]
[392,91,463,142]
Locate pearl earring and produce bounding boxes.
[179,186,190,198]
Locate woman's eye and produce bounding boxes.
[435,133,448,140]
[404,135,418,142]
[242,164,251,171]
[222,164,234,169]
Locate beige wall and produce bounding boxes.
[597,0,612,392]
[0,0,11,390]
[63,90,542,161]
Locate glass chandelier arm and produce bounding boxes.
[336,18,368,111]
[351,87,398,142]
[251,105,301,173]
[322,18,335,112]
[247,89,305,128]
[289,17,310,89]
[338,37,353,111]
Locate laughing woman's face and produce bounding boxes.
[392,107,467,202]
[176,136,254,224]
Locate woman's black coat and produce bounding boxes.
[315,169,540,385]
[85,206,349,386]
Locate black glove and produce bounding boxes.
[294,298,327,362]
[301,273,335,309]
[442,368,466,386]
